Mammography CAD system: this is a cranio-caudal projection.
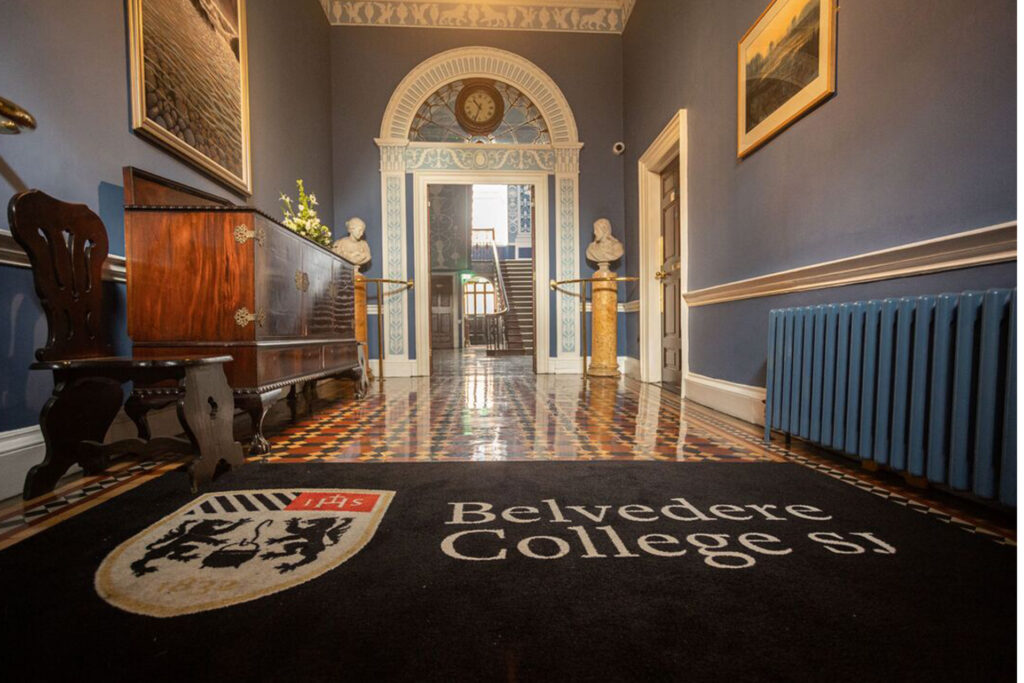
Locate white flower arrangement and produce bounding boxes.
[280,179,332,247]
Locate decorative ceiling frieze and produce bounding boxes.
[320,0,636,34]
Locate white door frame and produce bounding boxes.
[413,170,551,376]
[638,109,688,386]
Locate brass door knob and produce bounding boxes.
[654,270,668,281]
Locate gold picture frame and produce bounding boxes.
[738,0,836,158]
[128,0,252,195]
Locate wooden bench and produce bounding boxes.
[9,189,245,499]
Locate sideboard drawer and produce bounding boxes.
[257,344,324,384]
[323,342,357,370]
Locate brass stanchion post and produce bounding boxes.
[580,281,588,376]
[376,280,384,383]
[552,276,639,379]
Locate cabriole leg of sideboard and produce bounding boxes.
[238,388,284,456]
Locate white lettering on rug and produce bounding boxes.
[440,498,894,568]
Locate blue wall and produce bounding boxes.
[0,0,334,431]
[621,0,1016,375]
[329,25,625,361]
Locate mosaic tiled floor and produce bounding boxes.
[0,350,1013,549]
[264,373,783,463]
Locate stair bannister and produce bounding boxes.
[485,240,510,352]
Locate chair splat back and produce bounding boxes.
[8,190,112,361]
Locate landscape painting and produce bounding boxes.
[128,0,252,194]
[738,0,835,157]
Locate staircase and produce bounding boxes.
[499,259,534,353]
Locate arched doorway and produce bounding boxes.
[375,46,583,376]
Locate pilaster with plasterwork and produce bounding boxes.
[374,139,410,359]
[553,144,582,358]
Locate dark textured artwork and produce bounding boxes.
[429,185,472,271]
[140,0,243,175]
[744,0,820,132]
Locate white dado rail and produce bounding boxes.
[668,221,1017,427]
[0,229,127,283]
[683,222,1016,307]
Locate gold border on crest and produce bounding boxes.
[737,0,837,158]
[127,0,253,195]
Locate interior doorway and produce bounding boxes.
[425,182,537,376]
[639,110,688,386]
[659,158,683,388]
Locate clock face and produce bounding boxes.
[455,81,505,135]
[463,91,497,123]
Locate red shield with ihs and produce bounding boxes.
[95,489,394,617]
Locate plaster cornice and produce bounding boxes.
[320,0,635,34]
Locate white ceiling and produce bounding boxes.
[320,0,637,34]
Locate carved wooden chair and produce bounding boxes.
[8,190,244,499]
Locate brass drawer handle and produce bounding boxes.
[234,306,266,328]
[294,270,310,292]
[233,224,265,247]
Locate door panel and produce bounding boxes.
[256,222,304,339]
[304,247,336,337]
[431,275,454,349]
[330,259,356,339]
[660,158,683,385]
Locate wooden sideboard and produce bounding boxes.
[123,168,360,453]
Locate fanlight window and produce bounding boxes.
[410,80,551,145]
[463,277,497,315]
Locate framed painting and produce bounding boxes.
[128,0,252,195]
[738,0,836,158]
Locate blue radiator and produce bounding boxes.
[764,289,1017,506]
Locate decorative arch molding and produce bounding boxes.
[379,46,579,144]
[374,46,583,376]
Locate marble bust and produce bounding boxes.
[585,218,624,267]
[333,217,371,266]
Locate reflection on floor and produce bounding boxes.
[269,372,779,463]
[0,361,1014,549]
[431,347,532,376]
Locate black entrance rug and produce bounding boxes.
[0,462,1015,682]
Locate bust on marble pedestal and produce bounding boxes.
[333,217,372,379]
[585,218,623,377]
[585,217,624,272]
[332,217,371,267]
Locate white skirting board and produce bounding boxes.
[371,358,420,377]
[0,406,181,503]
[0,425,47,502]
[547,357,639,376]
[620,356,641,379]
[684,373,766,426]
[546,357,585,374]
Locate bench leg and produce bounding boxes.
[25,375,122,500]
[177,365,245,492]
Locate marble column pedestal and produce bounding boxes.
[588,264,619,377]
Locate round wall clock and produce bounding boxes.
[455,80,505,136]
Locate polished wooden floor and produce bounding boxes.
[0,348,1013,550]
